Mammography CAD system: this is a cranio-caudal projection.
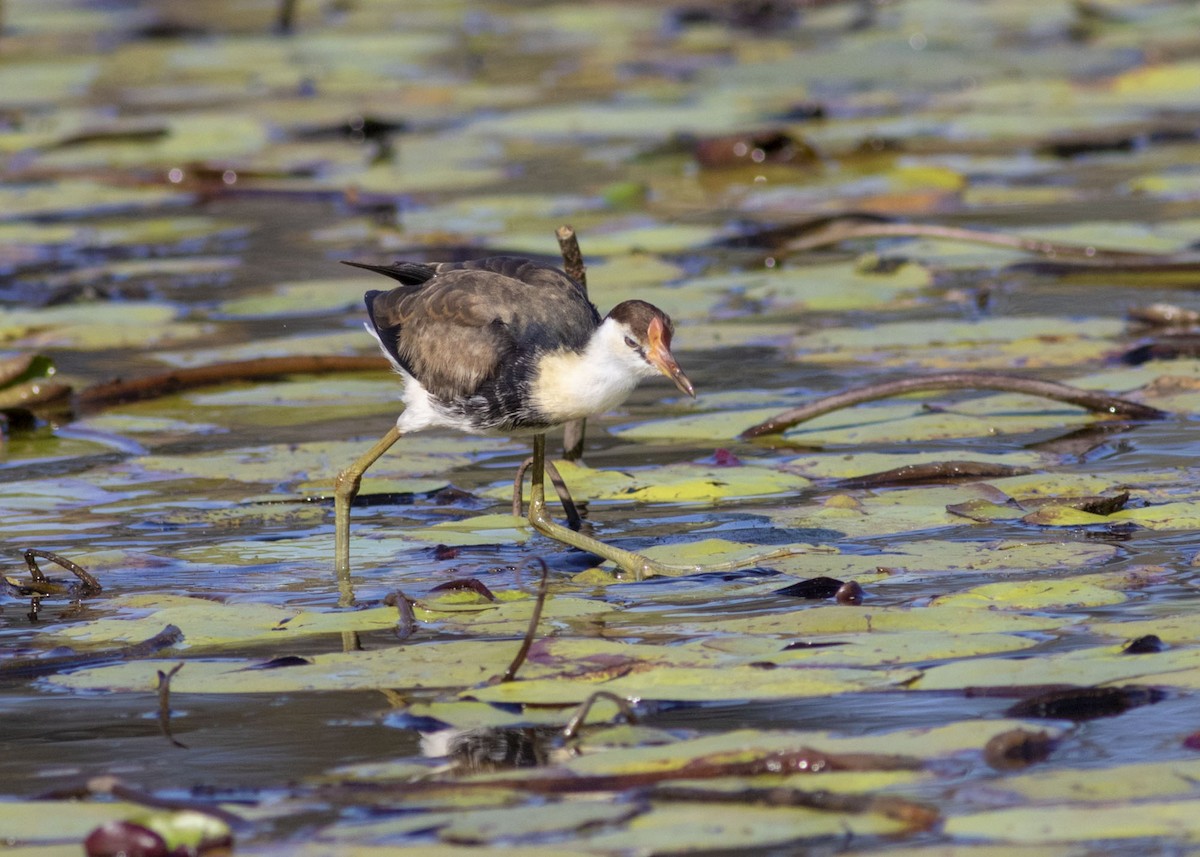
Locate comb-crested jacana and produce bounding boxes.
[334,256,694,580]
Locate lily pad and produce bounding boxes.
[499,458,810,505]
[216,277,376,318]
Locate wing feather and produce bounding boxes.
[350,258,599,402]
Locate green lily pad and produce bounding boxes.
[0,303,209,349]
[946,800,1200,844]
[931,578,1128,610]
[50,641,525,694]
[217,277,376,318]
[500,458,810,505]
[0,180,190,221]
[50,594,402,648]
[125,438,478,487]
[914,645,1200,691]
[466,662,919,705]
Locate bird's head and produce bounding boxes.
[604,300,695,397]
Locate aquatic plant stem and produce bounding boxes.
[741,372,1168,439]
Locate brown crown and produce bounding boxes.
[607,300,675,345]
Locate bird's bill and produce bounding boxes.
[647,318,696,398]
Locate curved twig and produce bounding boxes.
[156,662,188,749]
[75,354,388,410]
[501,558,550,683]
[0,624,183,679]
[23,548,102,595]
[783,219,1171,263]
[84,776,246,829]
[383,590,417,640]
[562,690,639,740]
[740,372,1169,439]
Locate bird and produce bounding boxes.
[333,256,695,581]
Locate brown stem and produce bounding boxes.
[0,624,182,679]
[760,215,1174,264]
[75,354,388,411]
[86,777,246,828]
[562,690,638,740]
[156,662,188,749]
[384,590,417,640]
[740,372,1169,439]
[556,224,588,292]
[833,460,1033,489]
[23,548,102,595]
[276,0,297,33]
[501,558,550,682]
[321,746,923,801]
[796,220,1166,261]
[651,785,938,829]
[556,224,588,461]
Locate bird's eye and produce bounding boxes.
[623,335,638,349]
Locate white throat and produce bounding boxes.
[531,318,657,425]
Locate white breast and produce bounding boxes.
[529,318,649,424]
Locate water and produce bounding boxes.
[6,2,1200,851]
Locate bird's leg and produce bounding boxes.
[512,454,583,530]
[544,460,583,530]
[334,424,403,603]
[526,433,662,581]
[526,434,803,581]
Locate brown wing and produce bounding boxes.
[346,258,600,402]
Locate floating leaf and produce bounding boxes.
[466,662,918,704]
[125,438,478,487]
[946,800,1200,844]
[0,181,190,221]
[0,800,142,843]
[406,513,532,547]
[579,801,907,852]
[995,758,1200,803]
[217,277,376,318]
[499,459,810,505]
[50,594,403,648]
[0,303,209,349]
[352,800,641,845]
[51,642,524,693]
[914,645,1200,691]
[930,579,1128,610]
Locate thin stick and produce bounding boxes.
[23,548,103,593]
[384,590,417,640]
[0,624,183,679]
[786,219,1170,262]
[276,0,297,33]
[156,662,188,749]
[512,456,531,517]
[651,785,938,829]
[557,224,588,289]
[501,558,550,682]
[557,224,588,461]
[75,354,388,411]
[741,372,1169,439]
[562,690,639,740]
[317,746,923,800]
[85,777,246,829]
[725,213,1178,264]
